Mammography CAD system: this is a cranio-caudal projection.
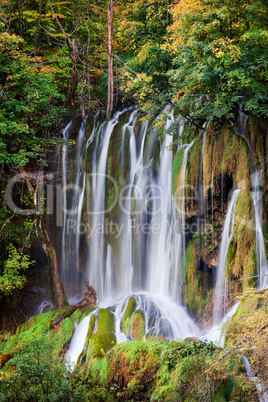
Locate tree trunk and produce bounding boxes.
[22,171,68,309]
[17,0,23,50]
[107,0,114,119]
[36,216,68,309]
[65,39,78,132]
[34,0,42,52]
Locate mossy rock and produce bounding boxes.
[97,309,115,332]
[130,309,145,341]
[183,240,208,319]
[87,314,96,338]
[0,310,75,359]
[120,297,136,334]
[50,317,76,357]
[90,332,116,357]
[70,308,83,324]
[0,311,58,354]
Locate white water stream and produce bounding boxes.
[213,189,241,324]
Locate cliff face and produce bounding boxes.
[172,116,267,324]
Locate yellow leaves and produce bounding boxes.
[215,50,225,59]
[172,0,203,17]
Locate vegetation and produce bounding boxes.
[0,309,259,401]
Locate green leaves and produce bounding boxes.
[0,245,32,297]
[167,0,268,120]
[0,32,64,169]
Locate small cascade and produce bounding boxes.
[65,312,94,367]
[241,355,268,401]
[202,302,239,347]
[213,189,241,325]
[234,105,268,289]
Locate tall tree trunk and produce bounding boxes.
[23,172,68,309]
[17,0,23,50]
[34,0,42,52]
[36,217,68,309]
[64,39,78,132]
[107,0,114,119]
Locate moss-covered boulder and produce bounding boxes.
[130,309,145,341]
[97,308,115,332]
[120,296,136,334]
[90,332,116,357]
[84,308,116,358]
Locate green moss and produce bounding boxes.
[130,309,145,341]
[86,314,96,338]
[97,309,115,332]
[227,240,236,277]
[183,240,207,319]
[51,317,75,357]
[70,309,83,324]
[0,311,58,354]
[0,310,75,361]
[172,147,185,197]
[186,135,202,198]
[231,190,256,290]
[91,332,116,357]
[120,296,136,334]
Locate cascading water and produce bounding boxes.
[88,110,126,300]
[234,105,268,289]
[62,109,199,356]
[213,189,241,325]
[65,312,94,367]
[61,121,86,301]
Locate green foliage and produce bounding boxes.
[0,32,64,169]
[0,310,258,401]
[0,336,72,401]
[167,0,268,120]
[0,245,32,297]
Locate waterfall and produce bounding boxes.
[61,108,200,346]
[84,109,188,304]
[213,189,241,325]
[147,112,175,296]
[88,110,126,300]
[234,105,268,289]
[61,122,86,301]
